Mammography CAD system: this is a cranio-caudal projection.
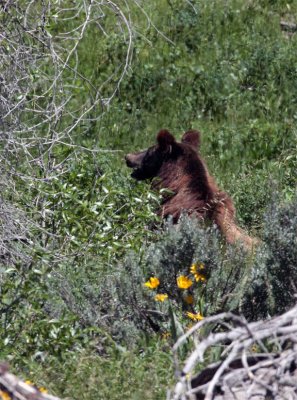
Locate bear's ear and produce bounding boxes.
[181,130,200,149]
[157,129,176,151]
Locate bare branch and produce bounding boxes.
[0,0,158,263]
[170,304,297,400]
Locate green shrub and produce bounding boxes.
[49,215,252,345]
[228,193,297,320]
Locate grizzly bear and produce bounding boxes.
[125,129,257,249]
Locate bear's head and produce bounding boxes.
[125,129,201,181]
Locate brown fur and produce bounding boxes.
[125,129,258,250]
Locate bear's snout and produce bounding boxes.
[125,154,138,168]
[125,152,145,169]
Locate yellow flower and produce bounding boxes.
[154,293,168,302]
[184,294,194,304]
[251,344,258,353]
[39,387,48,394]
[161,331,171,339]
[191,262,205,272]
[186,373,191,381]
[144,277,160,289]
[190,263,206,282]
[186,311,204,321]
[194,272,206,282]
[177,275,193,289]
[0,390,11,400]
[25,380,33,386]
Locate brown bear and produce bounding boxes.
[125,129,258,250]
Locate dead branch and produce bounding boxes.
[280,20,297,33]
[0,363,60,400]
[0,0,155,264]
[169,304,297,400]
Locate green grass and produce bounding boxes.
[14,341,174,400]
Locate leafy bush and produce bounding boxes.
[56,194,296,345]
[47,215,252,345]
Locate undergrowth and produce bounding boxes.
[1,1,297,399]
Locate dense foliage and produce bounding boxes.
[1,1,297,399]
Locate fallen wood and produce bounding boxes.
[0,364,60,400]
[280,20,297,33]
[169,304,297,400]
